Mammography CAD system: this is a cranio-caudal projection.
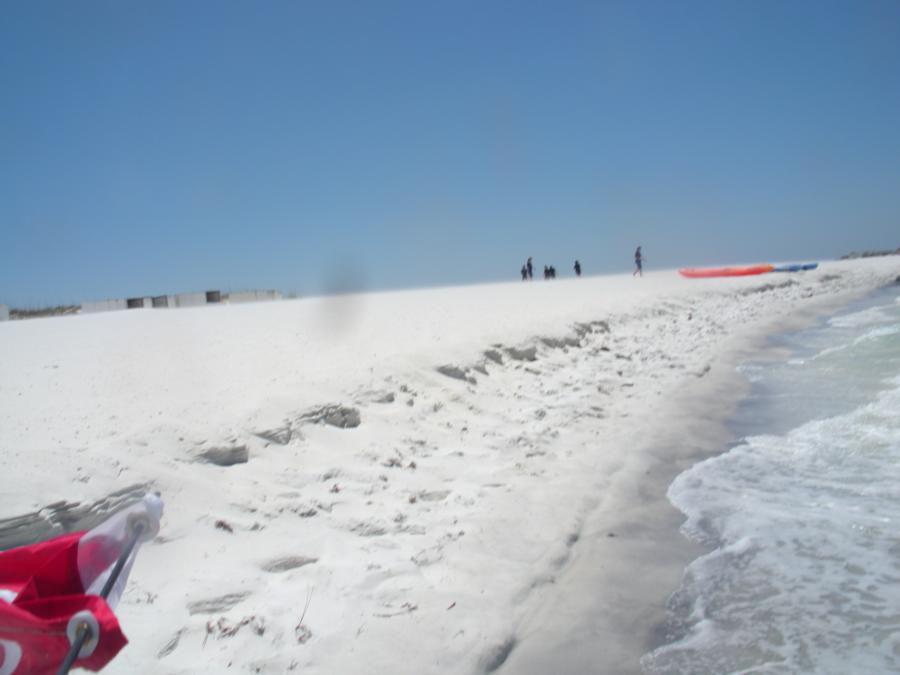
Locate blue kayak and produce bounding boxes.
[773,262,818,272]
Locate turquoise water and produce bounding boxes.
[642,285,900,674]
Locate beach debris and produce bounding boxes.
[539,335,581,349]
[349,521,388,537]
[261,555,318,573]
[483,349,503,364]
[157,628,185,658]
[329,483,341,493]
[295,623,312,644]
[382,453,404,468]
[417,489,450,502]
[355,389,396,404]
[573,322,593,338]
[374,601,417,618]
[574,319,611,337]
[204,615,265,642]
[299,404,361,429]
[436,364,477,384]
[505,346,537,362]
[295,588,313,644]
[740,279,798,295]
[447,602,456,610]
[188,591,251,615]
[252,425,292,445]
[196,445,249,466]
[214,519,234,533]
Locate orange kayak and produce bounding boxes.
[679,264,774,278]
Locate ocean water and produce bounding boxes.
[642,285,900,675]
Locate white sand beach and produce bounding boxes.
[1,258,898,674]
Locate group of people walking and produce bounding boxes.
[520,247,643,281]
[520,257,579,280]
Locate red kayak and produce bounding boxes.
[679,264,774,278]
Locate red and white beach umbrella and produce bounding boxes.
[0,494,163,674]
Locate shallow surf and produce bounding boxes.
[643,283,900,674]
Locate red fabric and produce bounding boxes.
[0,533,83,599]
[0,533,128,674]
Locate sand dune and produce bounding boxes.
[1,258,898,674]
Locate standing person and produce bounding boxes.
[521,264,528,281]
[543,265,549,280]
[527,257,533,280]
[574,260,581,277]
[633,246,643,277]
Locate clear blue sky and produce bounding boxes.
[2,0,899,306]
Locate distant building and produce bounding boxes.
[126,297,153,309]
[227,290,282,304]
[81,298,127,314]
[0,304,9,322]
[173,291,218,308]
[79,288,281,315]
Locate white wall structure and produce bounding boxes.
[125,297,154,309]
[174,292,209,308]
[227,290,283,304]
[151,295,177,308]
[0,305,8,321]
[81,289,275,314]
[81,299,127,314]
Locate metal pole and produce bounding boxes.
[56,522,145,675]
[55,624,91,675]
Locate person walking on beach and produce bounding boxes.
[574,260,581,277]
[633,246,643,277]
[526,257,534,280]
[521,264,528,281]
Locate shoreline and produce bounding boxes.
[496,277,899,675]
[642,282,900,673]
[2,259,899,674]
